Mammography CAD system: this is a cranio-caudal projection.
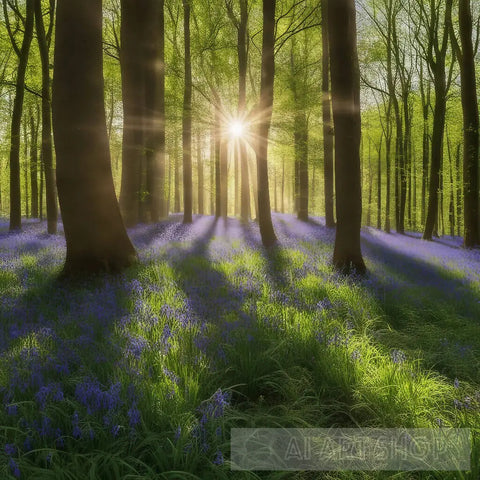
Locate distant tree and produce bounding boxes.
[328,0,366,274]
[29,106,39,219]
[418,0,454,241]
[256,0,277,247]
[52,0,136,275]
[4,0,35,231]
[34,0,57,234]
[321,0,335,228]
[225,0,251,223]
[182,0,193,224]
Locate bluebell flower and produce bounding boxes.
[213,450,224,465]
[5,443,16,456]
[9,458,20,478]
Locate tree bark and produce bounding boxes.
[458,0,479,246]
[256,0,277,246]
[321,0,335,227]
[53,0,136,275]
[145,0,166,222]
[7,0,34,231]
[182,0,193,224]
[35,0,57,234]
[328,0,366,274]
[30,109,39,218]
[119,0,145,226]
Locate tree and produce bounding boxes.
[449,0,479,247]
[119,0,145,226]
[225,0,251,223]
[145,0,167,222]
[321,0,335,228]
[182,0,193,224]
[256,0,277,247]
[419,0,454,241]
[52,0,137,275]
[4,0,35,231]
[34,0,57,234]
[328,0,366,274]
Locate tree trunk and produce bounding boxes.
[23,116,29,218]
[8,0,34,231]
[119,0,145,226]
[423,63,447,240]
[182,0,193,224]
[35,0,57,234]
[145,0,166,222]
[197,131,204,215]
[458,0,479,247]
[30,109,39,218]
[296,111,309,221]
[376,134,382,229]
[53,0,136,275]
[328,0,366,274]
[256,0,277,246]
[322,0,335,227]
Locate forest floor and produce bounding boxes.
[0,213,479,479]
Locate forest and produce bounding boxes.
[0,0,479,478]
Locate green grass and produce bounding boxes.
[0,227,479,479]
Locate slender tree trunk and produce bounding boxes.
[23,117,29,218]
[215,108,221,218]
[366,137,372,226]
[420,70,430,227]
[456,143,462,236]
[197,131,204,215]
[322,0,335,227]
[53,0,136,275]
[174,136,180,212]
[281,155,285,213]
[377,135,382,229]
[220,139,228,219]
[256,0,277,246]
[423,63,447,240]
[8,0,34,231]
[210,127,215,215]
[384,102,392,233]
[182,0,192,224]
[328,0,366,274]
[295,111,309,221]
[30,109,39,218]
[35,0,57,234]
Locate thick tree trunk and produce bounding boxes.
[321,0,335,227]
[8,0,34,231]
[256,0,277,246]
[35,0,57,234]
[182,0,193,224]
[328,0,366,274]
[53,0,136,275]
[119,0,144,226]
[458,0,479,247]
[145,0,166,222]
